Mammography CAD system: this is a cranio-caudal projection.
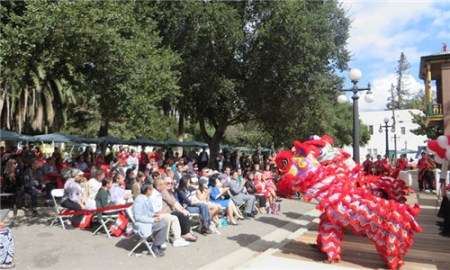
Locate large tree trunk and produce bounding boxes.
[98,117,109,154]
[199,117,226,169]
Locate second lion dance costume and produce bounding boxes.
[275,135,422,270]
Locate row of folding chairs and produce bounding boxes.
[50,189,155,257]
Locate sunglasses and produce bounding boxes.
[165,182,173,185]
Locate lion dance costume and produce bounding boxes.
[275,135,422,270]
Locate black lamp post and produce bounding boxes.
[337,68,374,163]
[379,117,395,158]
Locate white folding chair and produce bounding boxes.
[92,210,119,238]
[188,212,202,231]
[125,206,155,257]
[50,189,69,229]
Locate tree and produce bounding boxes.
[145,0,355,163]
[408,89,441,139]
[243,0,354,146]
[1,2,76,133]
[387,52,411,110]
[1,1,181,139]
[146,0,247,165]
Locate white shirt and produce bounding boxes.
[149,190,163,212]
[87,178,102,200]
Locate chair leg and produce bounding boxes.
[144,241,156,258]
[128,238,145,256]
[93,218,112,238]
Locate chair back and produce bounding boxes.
[51,188,65,212]
[125,206,136,224]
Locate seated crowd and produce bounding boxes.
[1,145,281,257]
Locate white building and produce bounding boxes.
[343,109,428,163]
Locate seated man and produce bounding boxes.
[95,179,115,209]
[150,177,192,247]
[85,169,106,209]
[229,170,256,218]
[132,181,169,257]
[21,158,45,216]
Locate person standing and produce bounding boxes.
[392,154,408,178]
[362,154,373,175]
[198,147,209,170]
[418,152,436,192]
[373,155,384,176]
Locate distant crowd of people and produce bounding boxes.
[1,144,281,257]
[361,152,436,192]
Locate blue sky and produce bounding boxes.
[339,0,450,111]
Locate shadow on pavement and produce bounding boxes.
[226,233,279,252]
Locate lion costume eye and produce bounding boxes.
[281,159,288,170]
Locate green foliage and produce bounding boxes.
[407,89,441,139]
[1,1,180,138]
[243,0,351,146]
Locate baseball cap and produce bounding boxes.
[190,176,199,183]
[72,168,84,176]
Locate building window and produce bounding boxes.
[401,127,406,135]
[368,125,373,135]
[368,149,372,155]
[373,149,377,156]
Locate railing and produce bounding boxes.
[427,103,443,116]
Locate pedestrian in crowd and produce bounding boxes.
[245,172,267,213]
[418,152,436,192]
[131,172,146,200]
[132,181,169,257]
[74,155,89,171]
[150,177,193,247]
[198,147,209,170]
[85,169,106,210]
[229,170,256,218]
[139,149,149,173]
[373,154,384,176]
[109,172,131,205]
[176,175,214,235]
[124,168,136,190]
[95,179,115,209]
[392,154,408,178]
[196,178,221,229]
[61,168,85,228]
[362,154,373,175]
[208,174,242,225]
[21,158,44,216]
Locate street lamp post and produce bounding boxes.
[379,117,395,158]
[337,68,374,163]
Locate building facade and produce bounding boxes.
[343,109,428,163]
[419,47,450,133]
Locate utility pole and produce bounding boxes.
[389,84,397,162]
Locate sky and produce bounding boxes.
[338,0,450,112]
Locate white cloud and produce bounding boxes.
[358,74,424,112]
[338,0,450,100]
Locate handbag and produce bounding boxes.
[109,211,129,237]
[73,213,93,228]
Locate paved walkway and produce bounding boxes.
[3,171,449,270]
[231,177,450,270]
[2,198,316,270]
